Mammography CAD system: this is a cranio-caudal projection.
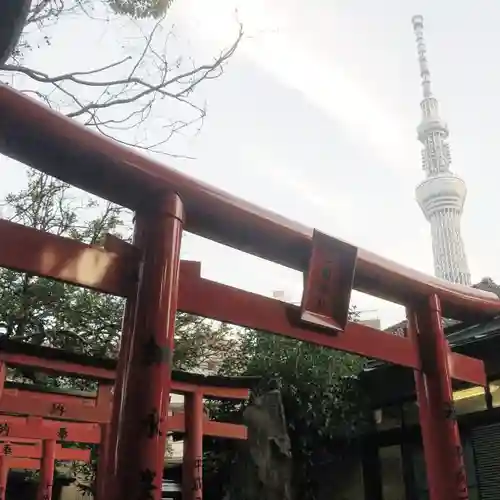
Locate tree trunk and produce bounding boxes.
[0,0,32,66]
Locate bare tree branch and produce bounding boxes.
[1,3,243,157]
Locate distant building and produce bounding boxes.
[272,290,287,301]
[412,15,471,285]
[359,318,382,330]
[348,16,500,500]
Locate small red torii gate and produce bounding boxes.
[0,339,254,500]
[0,415,98,500]
[0,440,91,500]
[1,83,499,500]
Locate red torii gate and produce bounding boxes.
[0,385,246,500]
[0,441,91,500]
[0,415,98,500]
[0,339,254,500]
[1,84,499,500]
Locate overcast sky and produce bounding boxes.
[2,0,500,327]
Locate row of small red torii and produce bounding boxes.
[1,82,500,500]
[0,437,90,500]
[0,340,252,500]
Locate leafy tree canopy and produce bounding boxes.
[211,316,370,500]
[109,0,175,18]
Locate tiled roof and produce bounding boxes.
[383,277,500,336]
[365,278,500,371]
[473,277,500,298]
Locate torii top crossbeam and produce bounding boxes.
[0,84,499,322]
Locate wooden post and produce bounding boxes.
[409,295,468,500]
[0,456,8,500]
[183,391,204,500]
[114,193,184,500]
[106,222,145,500]
[37,439,56,500]
[96,423,110,499]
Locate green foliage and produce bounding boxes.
[0,170,238,492]
[174,315,238,372]
[0,268,125,357]
[108,0,175,18]
[241,336,366,437]
[219,316,369,440]
[212,314,370,500]
[0,171,128,359]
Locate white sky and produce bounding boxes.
[2,0,500,327]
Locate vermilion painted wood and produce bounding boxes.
[0,83,491,500]
[0,385,112,423]
[168,412,247,440]
[0,415,101,443]
[169,381,251,400]
[409,298,470,500]
[0,438,42,444]
[0,219,200,299]
[300,230,357,332]
[0,453,61,500]
[0,455,7,500]
[0,354,251,398]
[448,352,487,387]
[0,218,136,297]
[0,394,245,439]
[178,273,486,385]
[0,84,499,322]
[0,218,485,383]
[0,442,90,461]
[0,263,483,384]
[0,286,483,385]
[95,424,110,500]
[0,351,249,500]
[37,440,56,500]
[183,392,204,500]
[104,219,145,500]
[113,195,184,500]
[0,457,55,469]
[180,273,419,367]
[0,406,244,500]
[0,351,115,380]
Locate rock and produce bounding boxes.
[225,390,293,500]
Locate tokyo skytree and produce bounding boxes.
[412,15,471,285]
